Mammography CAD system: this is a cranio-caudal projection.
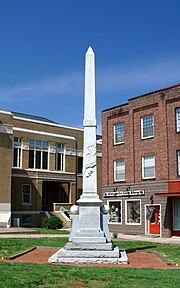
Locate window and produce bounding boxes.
[142,155,155,179]
[22,215,32,226]
[126,200,141,224]
[56,143,65,171]
[177,151,180,176]
[78,157,83,174]
[141,115,154,139]
[176,108,180,132]
[28,139,48,169]
[22,185,32,204]
[108,200,122,224]
[13,137,22,167]
[114,122,124,144]
[114,159,125,181]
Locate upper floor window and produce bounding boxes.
[142,155,155,179]
[29,139,48,170]
[177,151,180,176]
[56,143,65,171]
[13,137,22,167]
[114,159,125,182]
[22,184,32,205]
[176,108,180,132]
[141,115,154,139]
[114,122,124,144]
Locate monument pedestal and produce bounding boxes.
[48,246,128,264]
[48,203,128,264]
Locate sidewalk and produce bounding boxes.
[115,232,180,245]
[0,227,180,244]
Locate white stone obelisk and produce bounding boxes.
[74,47,105,242]
[48,47,128,264]
[78,47,100,202]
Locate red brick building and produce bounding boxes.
[102,84,180,238]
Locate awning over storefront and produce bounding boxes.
[155,192,180,197]
[168,181,180,192]
[155,181,180,197]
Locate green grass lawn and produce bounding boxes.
[29,227,70,234]
[0,238,179,287]
[0,262,179,288]
[0,238,179,264]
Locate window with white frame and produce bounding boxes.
[126,199,141,224]
[56,143,65,171]
[22,185,32,204]
[114,122,124,144]
[176,108,180,132]
[114,159,125,181]
[141,115,154,139]
[13,137,22,167]
[142,155,155,179]
[28,139,49,169]
[108,200,122,223]
[177,151,180,176]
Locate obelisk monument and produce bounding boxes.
[48,47,128,264]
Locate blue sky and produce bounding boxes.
[0,0,180,133]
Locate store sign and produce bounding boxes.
[103,190,145,198]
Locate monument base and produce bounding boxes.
[48,243,128,264]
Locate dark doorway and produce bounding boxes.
[42,181,69,211]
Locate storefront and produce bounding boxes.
[155,181,180,237]
[104,188,163,236]
[103,183,173,238]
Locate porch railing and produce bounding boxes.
[53,203,72,212]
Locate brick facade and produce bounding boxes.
[0,110,102,227]
[102,84,180,238]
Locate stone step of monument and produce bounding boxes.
[64,242,113,251]
[54,246,120,258]
[72,237,107,243]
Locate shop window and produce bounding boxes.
[177,151,180,176]
[173,197,180,230]
[13,137,22,167]
[28,139,49,169]
[56,143,65,171]
[114,159,125,182]
[176,108,180,132]
[22,215,32,226]
[142,155,155,179]
[108,200,122,224]
[141,115,154,139]
[126,200,141,224]
[22,184,32,205]
[114,122,124,144]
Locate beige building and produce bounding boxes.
[0,109,102,227]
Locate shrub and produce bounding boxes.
[113,232,118,239]
[41,215,63,229]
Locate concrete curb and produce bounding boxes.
[5,246,36,260]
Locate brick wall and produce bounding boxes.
[102,84,180,237]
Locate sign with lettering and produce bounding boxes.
[103,190,145,198]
